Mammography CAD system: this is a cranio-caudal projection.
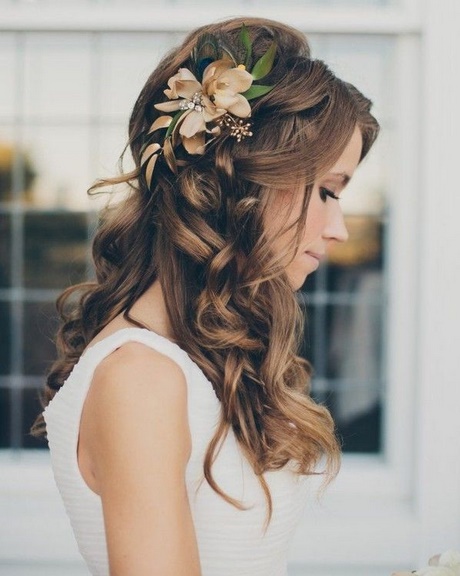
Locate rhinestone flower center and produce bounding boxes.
[179,92,204,113]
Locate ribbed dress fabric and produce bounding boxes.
[44,327,311,576]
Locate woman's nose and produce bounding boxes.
[323,204,349,243]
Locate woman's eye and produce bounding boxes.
[319,187,340,202]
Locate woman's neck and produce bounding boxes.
[128,280,173,339]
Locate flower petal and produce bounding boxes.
[163,137,177,174]
[202,59,233,86]
[203,108,226,122]
[209,125,221,136]
[154,100,182,113]
[167,80,201,100]
[145,151,159,187]
[213,93,251,117]
[141,142,161,167]
[164,68,201,99]
[179,110,206,138]
[215,68,253,94]
[203,59,253,99]
[182,132,206,155]
[200,95,226,121]
[147,115,173,134]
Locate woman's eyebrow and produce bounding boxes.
[326,171,351,185]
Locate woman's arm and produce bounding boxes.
[80,342,202,576]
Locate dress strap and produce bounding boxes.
[80,327,195,378]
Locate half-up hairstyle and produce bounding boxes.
[32,16,379,526]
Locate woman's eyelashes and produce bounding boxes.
[319,187,340,202]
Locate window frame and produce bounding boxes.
[2,1,460,573]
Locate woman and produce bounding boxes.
[33,16,379,576]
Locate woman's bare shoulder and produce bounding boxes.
[90,341,189,416]
[80,341,191,491]
[95,340,186,385]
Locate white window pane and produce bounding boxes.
[85,122,134,211]
[316,35,394,126]
[23,124,92,210]
[23,33,92,120]
[98,32,179,120]
[298,35,392,455]
[340,137,387,217]
[96,122,132,175]
[309,35,394,218]
[0,33,17,121]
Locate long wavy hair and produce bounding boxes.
[32,17,379,525]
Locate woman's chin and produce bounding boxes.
[288,261,321,291]
[290,272,310,292]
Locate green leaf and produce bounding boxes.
[242,84,274,101]
[165,109,186,139]
[239,24,252,68]
[251,41,277,81]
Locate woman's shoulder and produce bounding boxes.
[79,338,192,492]
[88,338,189,424]
[94,338,186,384]
[82,312,192,384]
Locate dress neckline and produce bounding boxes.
[82,326,176,357]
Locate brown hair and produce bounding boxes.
[32,17,379,526]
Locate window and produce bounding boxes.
[0,30,391,456]
[0,31,178,451]
[300,34,392,455]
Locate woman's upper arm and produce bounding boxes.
[82,342,201,576]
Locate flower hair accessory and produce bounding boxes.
[141,25,277,189]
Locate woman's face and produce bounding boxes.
[266,126,363,290]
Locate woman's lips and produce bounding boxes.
[305,251,325,261]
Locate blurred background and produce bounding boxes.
[0,0,459,574]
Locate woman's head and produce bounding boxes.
[122,16,378,293]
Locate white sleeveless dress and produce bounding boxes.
[44,327,311,576]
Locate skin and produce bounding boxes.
[265,125,363,291]
[77,126,363,576]
[79,341,201,576]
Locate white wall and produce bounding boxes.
[1,0,459,574]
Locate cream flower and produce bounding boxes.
[153,60,253,154]
[202,58,253,117]
[154,68,225,154]
[141,26,277,188]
